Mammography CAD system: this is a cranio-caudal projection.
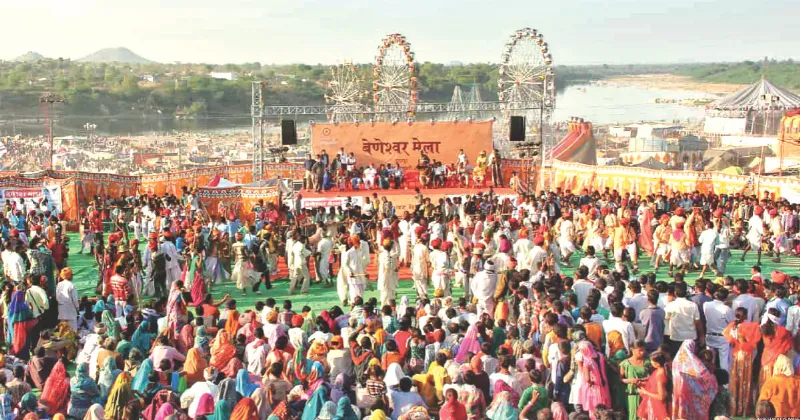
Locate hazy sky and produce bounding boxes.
[3,0,797,65]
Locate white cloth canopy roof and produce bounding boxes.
[709,77,800,111]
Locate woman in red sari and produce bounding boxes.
[723,307,761,417]
[759,312,793,388]
[40,360,70,416]
[636,351,670,420]
[209,330,237,370]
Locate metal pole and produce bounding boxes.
[49,103,54,170]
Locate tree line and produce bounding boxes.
[0,58,722,121]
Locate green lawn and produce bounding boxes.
[66,233,800,313]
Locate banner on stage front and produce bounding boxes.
[0,186,62,214]
[296,196,363,210]
[311,121,494,168]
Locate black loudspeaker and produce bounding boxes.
[281,120,297,145]
[509,116,525,142]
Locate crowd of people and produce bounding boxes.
[302,149,506,193]
[1,182,800,420]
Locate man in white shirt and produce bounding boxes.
[623,282,649,322]
[741,205,765,264]
[602,303,636,355]
[513,228,533,271]
[664,282,704,353]
[316,233,334,283]
[578,246,601,281]
[326,336,352,382]
[3,244,26,284]
[25,277,50,319]
[180,367,220,417]
[572,269,595,308]
[703,288,733,370]
[458,149,467,165]
[731,279,764,323]
[398,214,411,266]
[697,221,719,278]
[56,268,80,330]
[363,165,377,189]
[245,327,270,376]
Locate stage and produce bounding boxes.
[296,187,517,214]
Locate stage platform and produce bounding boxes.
[297,187,517,213]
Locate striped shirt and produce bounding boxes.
[110,274,129,301]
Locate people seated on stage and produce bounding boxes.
[390,164,404,189]
[346,152,357,175]
[457,161,470,187]
[432,161,446,188]
[363,164,377,189]
[377,164,390,189]
[322,170,334,191]
[336,165,348,190]
[350,168,363,190]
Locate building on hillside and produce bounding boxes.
[140,74,156,83]
[209,72,238,81]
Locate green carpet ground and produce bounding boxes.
[65,233,800,313]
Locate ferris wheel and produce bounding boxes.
[325,62,365,122]
[372,33,419,120]
[498,28,554,107]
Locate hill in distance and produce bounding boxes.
[14,51,46,62]
[77,47,154,64]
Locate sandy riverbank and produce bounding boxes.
[602,74,747,95]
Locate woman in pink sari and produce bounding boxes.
[176,324,194,354]
[166,281,187,334]
[638,203,655,256]
[455,324,481,363]
[575,341,611,419]
[672,340,717,420]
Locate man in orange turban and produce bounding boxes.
[56,266,79,329]
[342,234,368,305]
[412,229,432,299]
[613,217,639,273]
[377,238,398,306]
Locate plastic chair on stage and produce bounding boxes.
[403,171,420,190]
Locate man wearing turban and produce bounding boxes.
[56,267,79,330]
[613,217,639,273]
[742,205,765,265]
[316,231,334,287]
[471,259,498,316]
[652,214,672,271]
[429,238,451,297]
[289,235,312,295]
[513,227,533,272]
[159,230,182,290]
[412,233,431,299]
[343,234,368,304]
[555,211,577,264]
[377,238,399,306]
[231,232,258,295]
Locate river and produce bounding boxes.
[552,81,717,125]
[0,80,721,137]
